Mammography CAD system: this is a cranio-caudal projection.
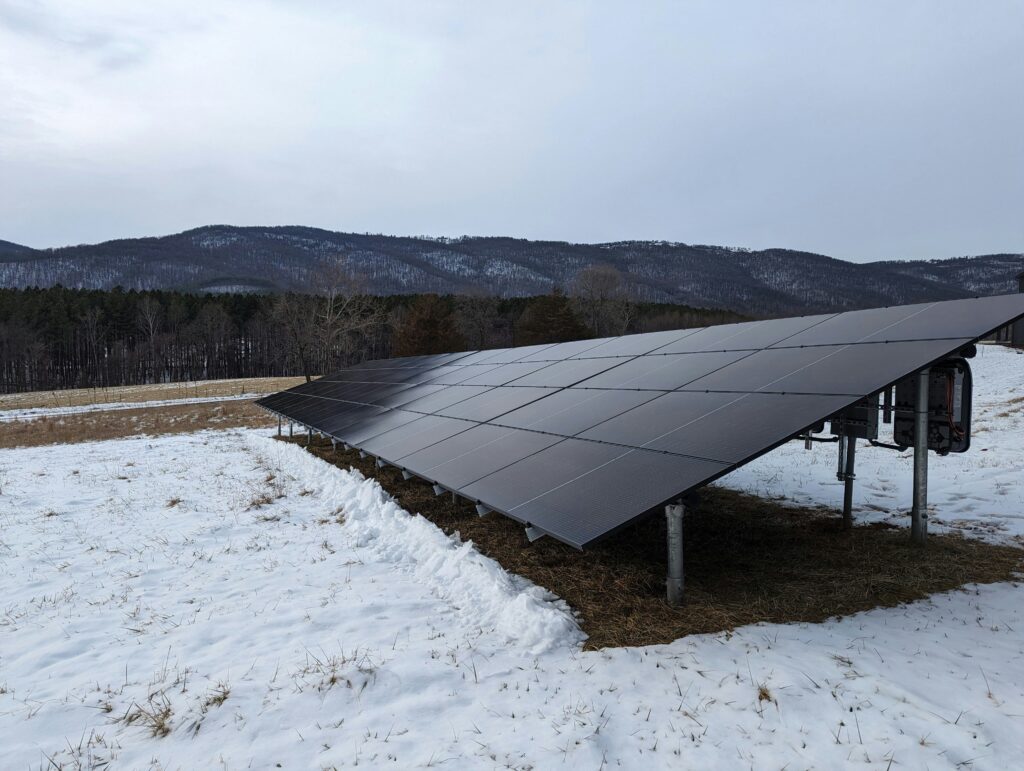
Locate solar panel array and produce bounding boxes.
[258,294,1024,548]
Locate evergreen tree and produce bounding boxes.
[391,295,465,356]
[515,289,588,346]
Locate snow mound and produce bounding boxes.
[245,433,584,654]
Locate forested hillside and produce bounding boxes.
[3,226,1020,317]
[0,286,742,393]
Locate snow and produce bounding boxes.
[721,344,1024,543]
[0,346,1022,768]
[0,394,263,423]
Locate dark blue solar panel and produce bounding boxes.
[258,294,1024,549]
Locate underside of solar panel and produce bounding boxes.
[258,294,1024,549]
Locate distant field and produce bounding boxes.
[0,376,305,411]
[0,377,301,448]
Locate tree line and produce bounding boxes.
[0,266,743,393]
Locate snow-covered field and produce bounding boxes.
[1,346,1022,769]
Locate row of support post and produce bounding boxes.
[837,366,930,544]
[664,365,932,606]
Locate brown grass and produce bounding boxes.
[0,376,305,411]
[295,435,1024,649]
[0,400,274,449]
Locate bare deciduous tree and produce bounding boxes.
[456,288,499,350]
[273,257,386,382]
[314,259,387,371]
[570,264,636,337]
[136,296,163,382]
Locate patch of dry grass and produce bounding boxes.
[0,401,274,449]
[296,436,1024,650]
[0,376,305,411]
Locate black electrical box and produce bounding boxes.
[893,358,972,454]
[830,395,879,440]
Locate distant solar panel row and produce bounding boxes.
[258,294,1024,548]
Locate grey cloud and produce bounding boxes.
[0,0,1021,261]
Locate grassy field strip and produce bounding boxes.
[0,393,268,422]
[0,376,305,411]
[0,400,274,448]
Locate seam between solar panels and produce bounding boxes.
[267,297,1024,549]
[559,324,707,360]
[514,311,846,462]
[291,316,876,479]
[339,404,732,483]
[381,410,732,477]
[428,335,977,366]
[506,446,730,516]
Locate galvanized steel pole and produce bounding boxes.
[911,368,929,544]
[666,503,685,606]
[842,434,856,530]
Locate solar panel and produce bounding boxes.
[258,294,1024,548]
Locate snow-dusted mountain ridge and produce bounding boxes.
[2,225,1020,316]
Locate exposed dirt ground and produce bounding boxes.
[0,401,275,448]
[0,376,304,411]
[292,435,1024,649]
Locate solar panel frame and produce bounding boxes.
[257,294,1024,549]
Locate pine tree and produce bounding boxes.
[391,295,465,356]
[515,289,589,346]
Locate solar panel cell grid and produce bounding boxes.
[257,294,1024,549]
[437,386,556,422]
[398,425,562,489]
[490,388,663,436]
[363,414,473,458]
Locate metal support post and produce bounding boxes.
[836,430,847,481]
[277,417,282,437]
[306,428,312,446]
[665,503,685,607]
[842,434,856,530]
[289,421,293,438]
[911,368,930,544]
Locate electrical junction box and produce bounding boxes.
[893,358,972,454]
[830,395,879,440]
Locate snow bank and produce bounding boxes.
[245,432,584,654]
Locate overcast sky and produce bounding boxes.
[1,1,1021,261]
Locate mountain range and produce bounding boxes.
[1,226,1021,317]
